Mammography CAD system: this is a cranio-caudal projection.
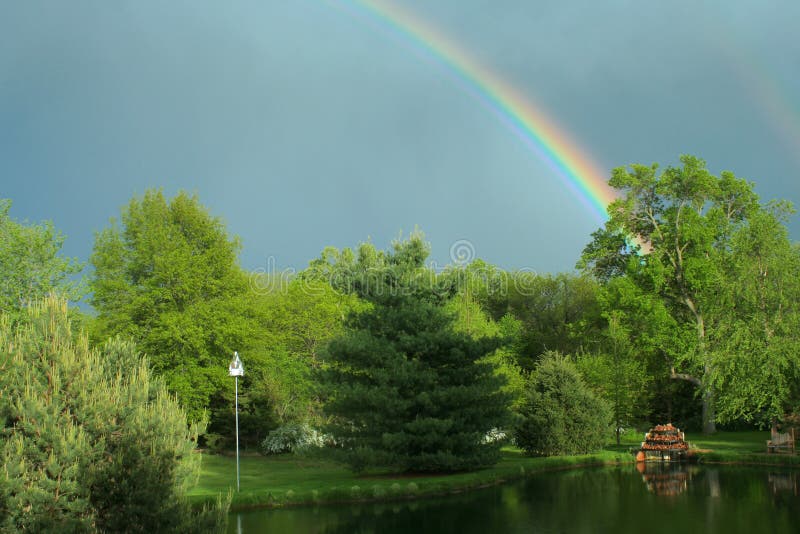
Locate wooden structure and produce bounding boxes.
[767,428,795,454]
[638,423,690,462]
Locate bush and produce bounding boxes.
[515,352,612,456]
[260,423,329,455]
[482,428,510,444]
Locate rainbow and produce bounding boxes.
[332,0,617,222]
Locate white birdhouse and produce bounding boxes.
[228,351,244,377]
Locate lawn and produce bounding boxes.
[686,431,767,452]
[189,447,630,509]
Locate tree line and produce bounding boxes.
[2,156,799,527]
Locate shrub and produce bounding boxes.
[482,428,509,444]
[515,352,612,456]
[260,423,328,455]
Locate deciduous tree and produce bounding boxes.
[0,199,83,321]
[90,190,250,423]
[581,155,796,433]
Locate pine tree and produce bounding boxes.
[322,234,509,472]
[516,352,612,456]
[0,297,228,532]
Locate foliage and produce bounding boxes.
[580,155,799,433]
[0,199,84,322]
[0,297,227,533]
[478,271,604,371]
[202,277,360,450]
[321,233,510,472]
[446,293,526,412]
[576,311,652,443]
[89,190,253,425]
[707,204,800,425]
[516,352,612,456]
[254,277,361,424]
[260,423,329,455]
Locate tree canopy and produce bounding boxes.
[581,155,800,432]
[0,199,83,321]
[90,190,251,423]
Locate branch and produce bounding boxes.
[670,367,702,388]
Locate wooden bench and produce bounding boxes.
[767,428,795,454]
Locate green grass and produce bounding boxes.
[189,429,799,510]
[687,430,768,452]
[188,448,630,510]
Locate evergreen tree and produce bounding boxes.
[516,352,612,456]
[322,234,509,472]
[0,297,227,533]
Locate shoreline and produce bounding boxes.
[189,451,631,511]
[189,432,798,512]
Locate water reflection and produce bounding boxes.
[768,472,798,496]
[636,461,691,496]
[230,465,800,534]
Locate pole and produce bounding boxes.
[229,351,243,493]
[235,375,240,492]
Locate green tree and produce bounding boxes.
[322,234,509,472]
[478,272,603,371]
[576,312,651,444]
[204,276,361,449]
[90,190,250,424]
[516,352,612,456]
[707,204,800,426]
[0,199,83,321]
[0,297,227,533]
[446,291,526,413]
[580,155,775,433]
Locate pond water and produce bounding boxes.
[228,464,799,534]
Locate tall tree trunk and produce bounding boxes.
[701,385,716,435]
[685,297,716,434]
[670,367,715,434]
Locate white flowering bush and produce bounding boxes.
[481,427,509,444]
[260,423,328,455]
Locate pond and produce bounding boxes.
[228,464,799,533]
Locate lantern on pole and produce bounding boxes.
[228,351,244,491]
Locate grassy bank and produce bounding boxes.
[189,430,799,510]
[686,430,800,466]
[188,448,630,510]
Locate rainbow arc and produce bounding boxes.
[337,0,617,222]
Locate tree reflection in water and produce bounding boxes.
[230,466,800,534]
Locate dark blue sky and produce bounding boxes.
[2,0,798,277]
